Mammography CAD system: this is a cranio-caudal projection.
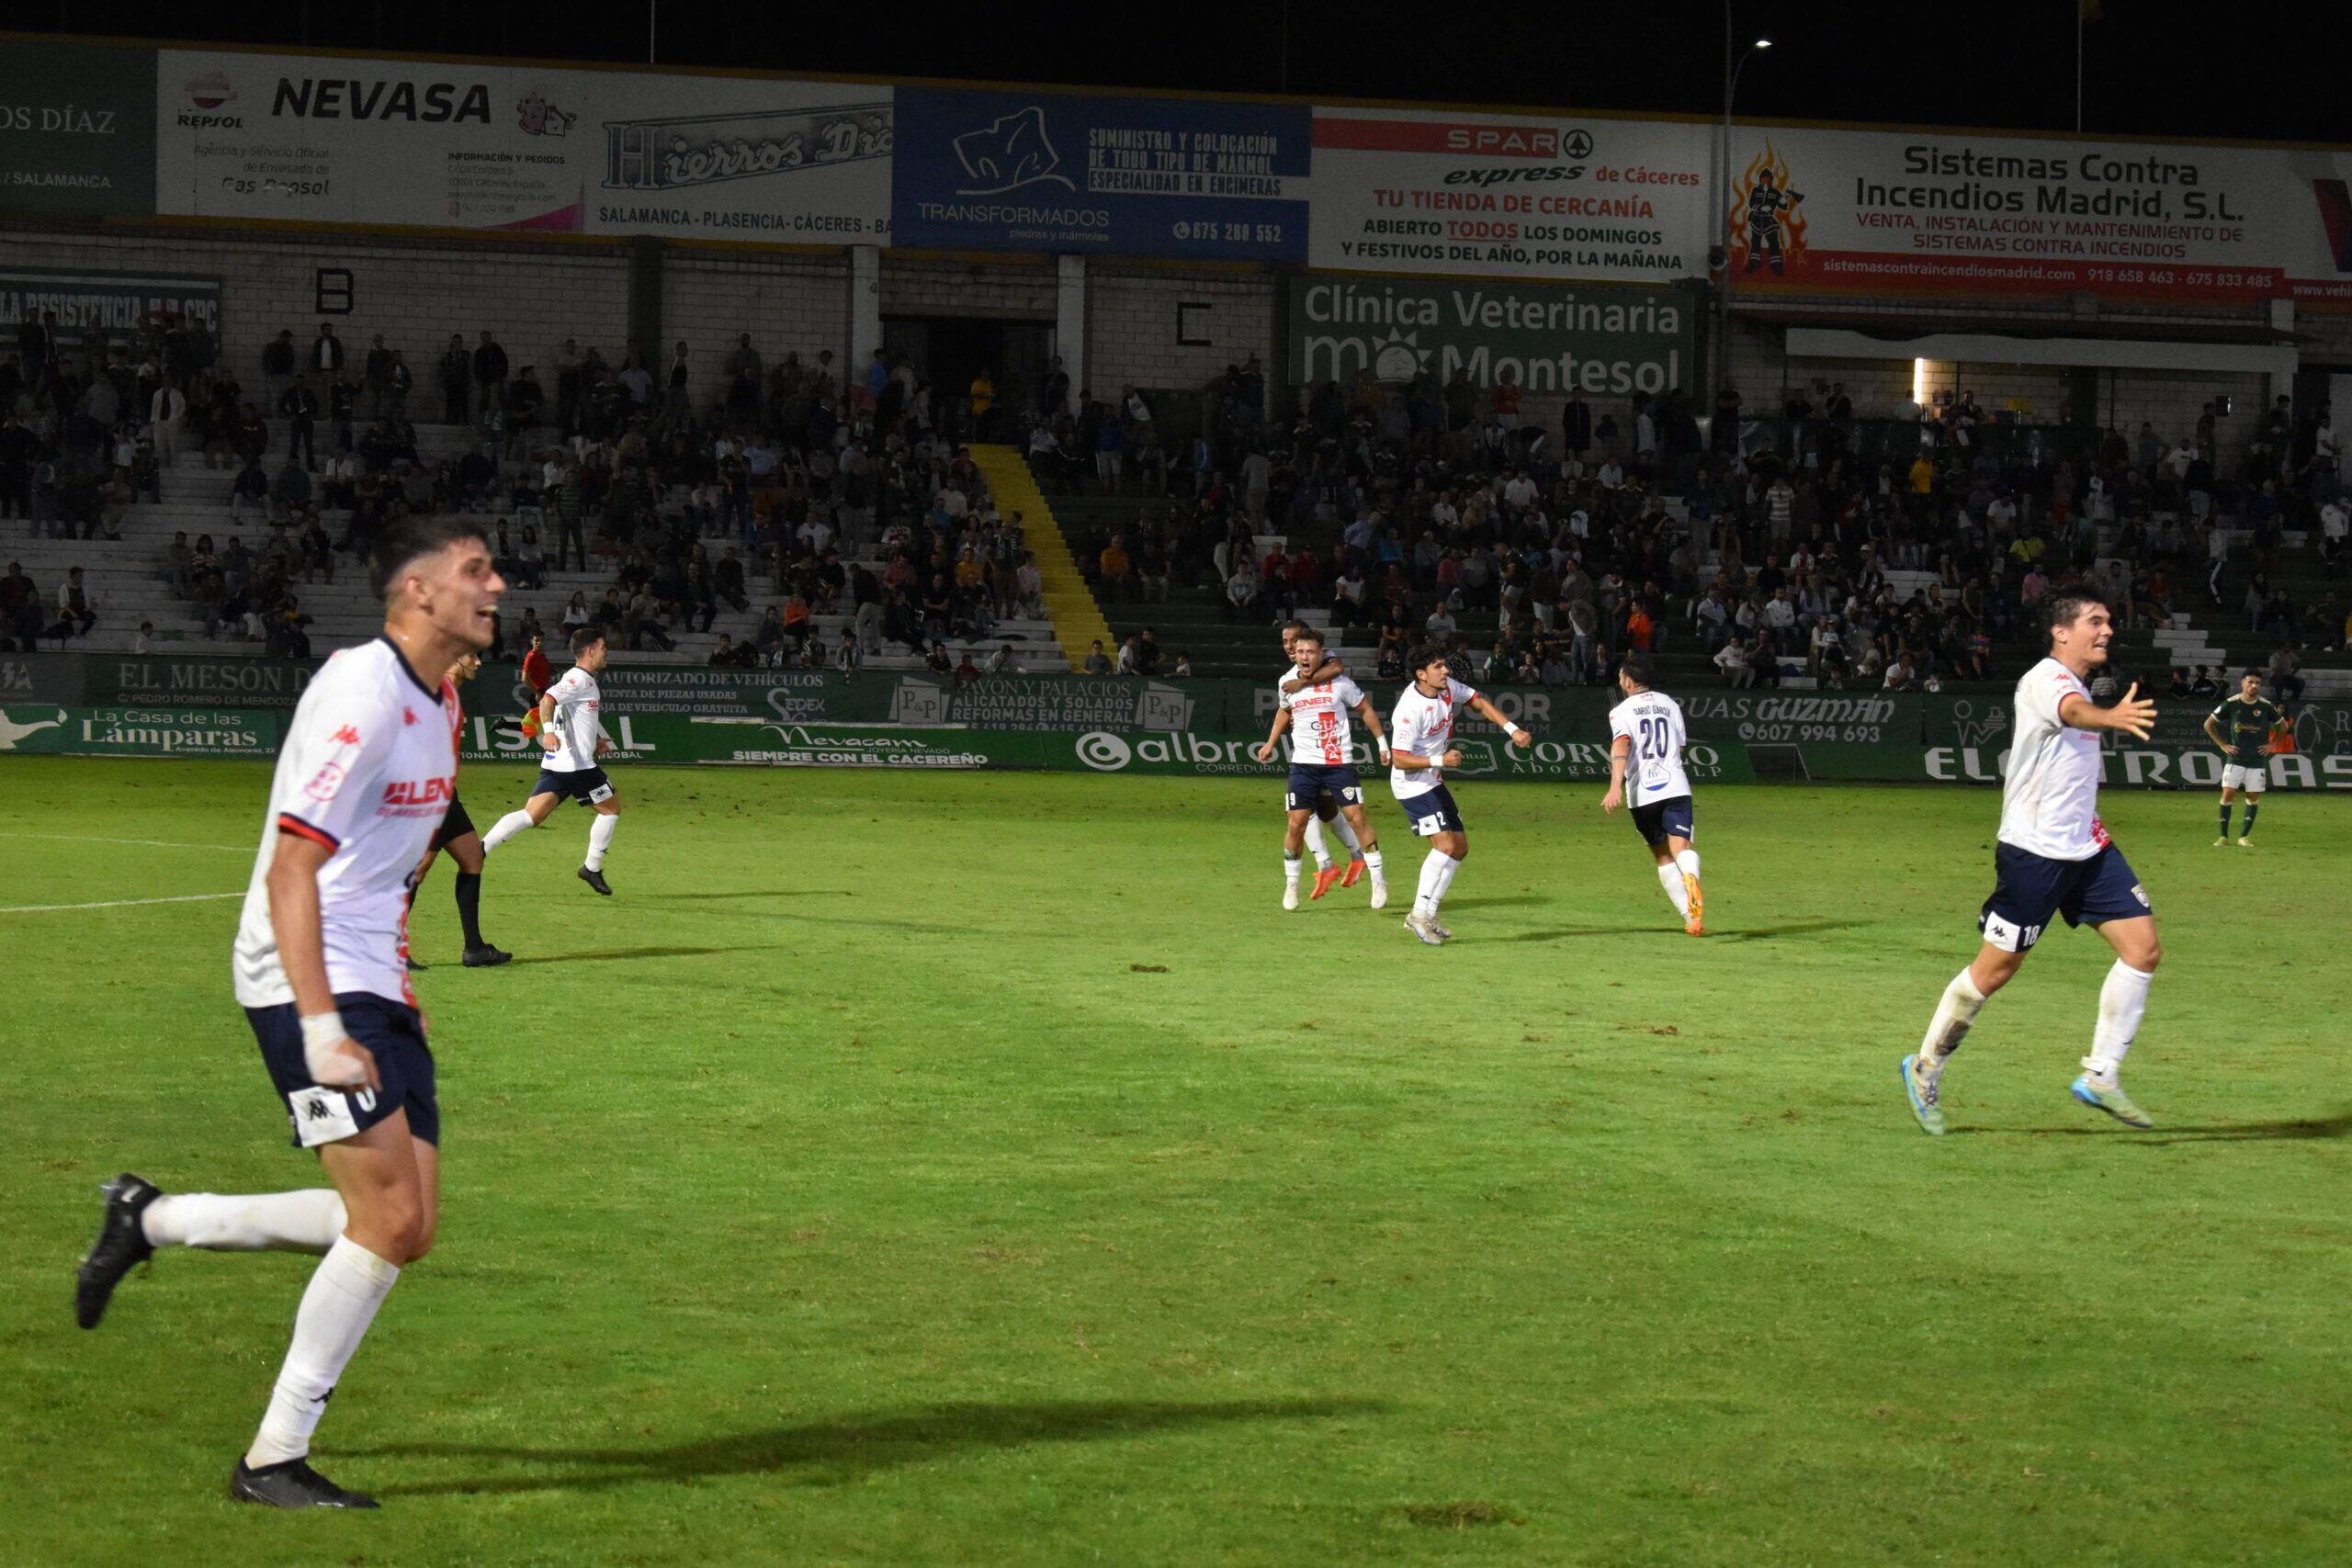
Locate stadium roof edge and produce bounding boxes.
[15,28,2352,158]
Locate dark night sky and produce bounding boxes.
[32,0,2347,146]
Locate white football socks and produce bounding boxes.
[1303,818,1331,870]
[1416,850,1462,918]
[245,1235,401,1469]
[1363,847,1385,883]
[481,809,534,853]
[1283,852,1302,884]
[1675,847,1701,880]
[2084,960,2154,1084]
[1329,814,1364,858]
[585,814,616,871]
[142,1190,346,1254]
[1657,863,1690,917]
[1919,967,1988,1073]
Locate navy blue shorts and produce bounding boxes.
[1399,784,1465,837]
[247,992,439,1148]
[1630,794,1695,847]
[532,765,613,807]
[1287,762,1362,813]
[1979,841,2151,953]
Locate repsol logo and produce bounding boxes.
[272,78,492,123]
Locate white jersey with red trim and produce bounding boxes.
[1610,689,1693,803]
[1279,673,1366,766]
[232,637,461,1009]
[1389,677,1478,800]
[1997,656,2109,862]
[541,664,604,773]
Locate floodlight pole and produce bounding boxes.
[1719,10,1771,407]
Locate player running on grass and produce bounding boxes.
[1276,618,1368,897]
[1599,649,1706,936]
[74,515,503,1508]
[1255,627,1391,910]
[1388,643,1532,946]
[403,652,512,969]
[479,626,622,895]
[1901,586,2163,1136]
[2204,669,2287,847]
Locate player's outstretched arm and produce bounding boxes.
[1466,694,1532,748]
[1253,708,1289,765]
[265,832,381,1092]
[2060,682,2156,740]
[1600,735,1630,813]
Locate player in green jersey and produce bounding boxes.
[2203,670,2288,847]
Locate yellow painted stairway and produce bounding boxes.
[967,444,1114,672]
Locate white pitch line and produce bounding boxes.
[0,831,250,852]
[0,891,243,914]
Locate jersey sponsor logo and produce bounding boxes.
[380,775,457,807]
[303,761,347,802]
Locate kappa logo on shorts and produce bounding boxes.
[2132,884,2151,908]
[288,1086,360,1147]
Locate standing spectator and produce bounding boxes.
[363,333,394,419]
[261,329,296,408]
[309,322,343,377]
[149,378,188,468]
[438,333,471,423]
[472,330,508,418]
[277,375,319,469]
[969,366,996,440]
[386,349,412,416]
[725,334,763,419]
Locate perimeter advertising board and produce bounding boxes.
[893,87,1308,260]
[1287,275,1698,394]
[1308,106,1709,282]
[152,49,892,242]
[1724,125,2352,306]
[0,42,156,217]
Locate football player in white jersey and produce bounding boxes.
[1600,650,1706,936]
[1253,628,1391,909]
[1902,587,2162,1135]
[1276,618,1368,897]
[75,516,503,1508]
[479,626,623,895]
[1388,643,1532,945]
[401,652,512,969]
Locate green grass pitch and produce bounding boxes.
[2,757,2347,1566]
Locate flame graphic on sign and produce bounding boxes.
[1728,141,1809,273]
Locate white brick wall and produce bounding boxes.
[661,250,850,409]
[879,257,1057,320]
[0,221,632,393]
[1087,265,1276,400]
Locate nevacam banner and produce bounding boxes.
[892,87,1307,260]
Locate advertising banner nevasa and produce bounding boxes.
[1722,124,2352,306]
[1286,275,1698,396]
[1307,106,1709,283]
[893,87,1307,260]
[153,49,892,242]
[0,41,158,218]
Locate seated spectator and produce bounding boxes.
[1714,632,1754,687]
[1082,637,1113,675]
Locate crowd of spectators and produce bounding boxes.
[1030,358,2346,690]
